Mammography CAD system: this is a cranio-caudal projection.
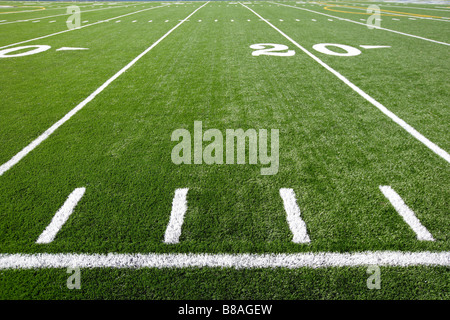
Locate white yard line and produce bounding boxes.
[379,186,435,241]
[36,188,86,244]
[0,251,448,269]
[279,189,311,243]
[164,188,189,244]
[240,2,450,165]
[0,4,170,50]
[267,2,450,46]
[0,2,209,177]
[0,4,133,25]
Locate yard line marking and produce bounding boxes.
[36,188,86,244]
[240,2,450,165]
[56,47,89,51]
[164,188,189,244]
[279,189,311,244]
[0,4,135,25]
[360,45,391,49]
[0,4,170,50]
[267,2,450,46]
[0,251,448,269]
[0,2,209,177]
[379,186,435,241]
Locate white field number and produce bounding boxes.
[0,45,51,58]
[312,43,362,56]
[250,43,295,56]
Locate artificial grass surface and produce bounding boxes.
[0,0,448,299]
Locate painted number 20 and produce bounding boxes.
[250,43,295,56]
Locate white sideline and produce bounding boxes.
[0,2,209,177]
[0,4,170,50]
[164,188,189,244]
[279,189,311,243]
[380,186,435,241]
[0,4,133,25]
[267,1,450,46]
[36,188,86,244]
[240,2,450,165]
[0,251,448,269]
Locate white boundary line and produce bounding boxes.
[0,251,448,269]
[0,2,209,177]
[268,1,450,46]
[164,188,189,244]
[0,4,134,25]
[240,2,450,165]
[36,188,86,244]
[0,4,170,50]
[380,186,435,241]
[279,188,311,243]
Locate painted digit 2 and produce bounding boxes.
[250,43,295,56]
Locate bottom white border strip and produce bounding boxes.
[0,251,448,269]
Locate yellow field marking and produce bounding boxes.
[317,2,448,18]
[0,6,46,14]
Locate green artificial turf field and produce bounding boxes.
[0,0,448,299]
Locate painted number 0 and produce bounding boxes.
[0,45,51,58]
[250,43,295,56]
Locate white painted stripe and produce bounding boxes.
[0,2,209,177]
[164,188,189,244]
[36,188,86,244]
[0,251,448,269]
[360,45,391,49]
[56,47,89,51]
[240,2,450,165]
[0,4,170,50]
[379,186,435,241]
[267,2,450,46]
[279,188,310,243]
